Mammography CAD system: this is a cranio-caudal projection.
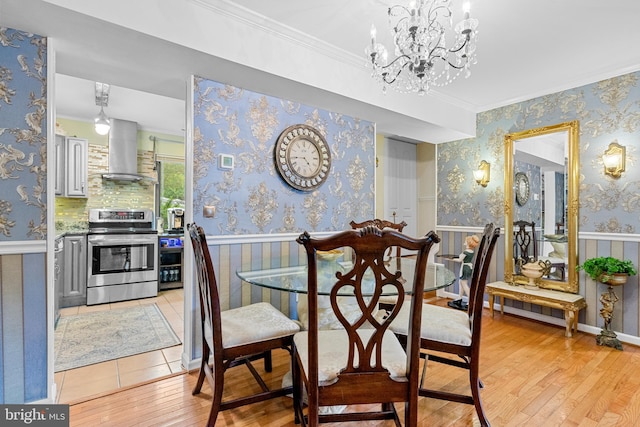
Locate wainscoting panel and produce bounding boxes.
[580,237,640,337]
[439,229,640,339]
[191,231,640,360]
[0,253,47,403]
[191,238,304,360]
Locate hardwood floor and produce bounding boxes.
[69,298,640,426]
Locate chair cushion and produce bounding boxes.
[389,302,472,346]
[205,302,300,349]
[293,329,408,386]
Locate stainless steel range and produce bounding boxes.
[87,208,158,305]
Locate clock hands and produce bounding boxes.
[291,155,311,166]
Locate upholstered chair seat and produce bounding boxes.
[390,303,472,346]
[212,302,301,348]
[293,328,408,386]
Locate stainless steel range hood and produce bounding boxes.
[102,119,147,182]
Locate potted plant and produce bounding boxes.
[577,256,637,285]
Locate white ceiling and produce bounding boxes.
[3,0,640,142]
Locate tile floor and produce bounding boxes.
[55,288,185,404]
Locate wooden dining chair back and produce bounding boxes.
[293,226,440,426]
[391,223,500,426]
[349,218,408,260]
[188,223,301,427]
[513,219,537,263]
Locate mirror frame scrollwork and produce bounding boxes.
[504,120,579,293]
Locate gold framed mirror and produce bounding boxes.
[504,121,579,293]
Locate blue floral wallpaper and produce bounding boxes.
[438,71,640,233]
[192,76,375,235]
[0,27,48,404]
[0,28,47,240]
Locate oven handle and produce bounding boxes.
[88,234,157,246]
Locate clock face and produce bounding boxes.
[515,172,530,206]
[274,124,331,191]
[289,137,321,178]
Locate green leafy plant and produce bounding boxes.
[577,257,637,281]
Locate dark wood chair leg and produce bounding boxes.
[292,350,303,425]
[207,364,225,427]
[470,370,490,427]
[193,343,210,395]
[264,350,273,372]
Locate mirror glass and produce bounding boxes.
[504,121,579,293]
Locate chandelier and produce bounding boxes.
[365,0,478,95]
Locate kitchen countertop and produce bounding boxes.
[55,221,89,238]
[158,232,184,237]
[55,229,88,240]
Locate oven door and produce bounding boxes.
[88,233,157,287]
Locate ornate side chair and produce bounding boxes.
[293,226,440,426]
[513,220,537,266]
[390,223,501,427]
[188,223,301,426]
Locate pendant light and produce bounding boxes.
[94,82,111,135]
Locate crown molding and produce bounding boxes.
[190,0,363,69]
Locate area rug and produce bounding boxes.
[54,303,181,372]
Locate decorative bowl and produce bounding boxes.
[521,261,547,290]
[317,249,344,262]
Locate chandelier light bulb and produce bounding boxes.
[463,1,471,19]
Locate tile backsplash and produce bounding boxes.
[54,144,156,230]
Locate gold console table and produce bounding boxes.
[486,281,587,338]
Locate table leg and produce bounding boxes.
[500,296,505,315]
[489,293,494,318]
[564,310,574,338]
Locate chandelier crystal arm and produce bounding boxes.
[380,59,413,84]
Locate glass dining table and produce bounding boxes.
[236,257,457,296]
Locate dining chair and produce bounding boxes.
[389,223,500,427]
[293,225,440,426]
[513,219,537,264]
[187,223,301,427]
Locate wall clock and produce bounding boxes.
[274,124,331,191]
[515,172,530,206]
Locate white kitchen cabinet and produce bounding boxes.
[61,234,87,307]
[55,135,88,198]
[54,134,64,195]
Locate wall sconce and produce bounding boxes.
[603,142,625,178]
[94,82,111,135]
[473,160,490,187]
